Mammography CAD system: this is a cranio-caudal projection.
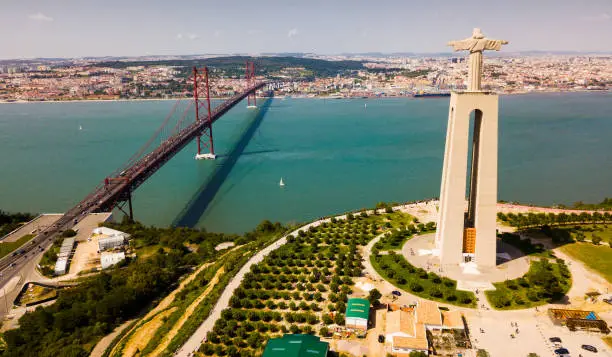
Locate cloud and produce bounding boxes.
[28,12,53,22]
[581,13,610,22]
[287,28,298,38]
[176,33,198,40]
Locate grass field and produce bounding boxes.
[560,242,612,284]
[580,225,612,242]
[0,234,34,259]
[18,284,57,306]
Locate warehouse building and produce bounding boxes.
[54,237,76,275]
[262,334,329,357]
[93,227,130,251]
[345,297,370,332]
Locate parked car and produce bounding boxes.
[378,335,385,343]
[391,290,402,296]
[582,344,598,353]
[554,348,570,357]
[549,337,562,343]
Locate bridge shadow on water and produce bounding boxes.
[172,97,273,228]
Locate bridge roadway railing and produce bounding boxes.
[0,82,265,272]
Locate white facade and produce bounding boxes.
[94,227,129,251]
[345,317,368,330]
[101,252,126,269]
[54,258,68,275]
[435,91,499,267]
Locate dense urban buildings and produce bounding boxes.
[0,53,610,102]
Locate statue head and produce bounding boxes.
[472,28,484,39]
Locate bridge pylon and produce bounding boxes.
[246,61,257,109]
[193,66,216,160]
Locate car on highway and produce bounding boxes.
[392,290,402,296]
[549,337,562,343]
[582,344,598,353]
[554,348,570,357]
[378,335,385,343]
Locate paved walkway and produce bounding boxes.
[175,218,332,357]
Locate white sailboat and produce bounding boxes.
[279,177,285,187]
[364,103,367,109]
[79,125,83,131]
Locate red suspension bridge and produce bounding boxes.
[0,62,269,273]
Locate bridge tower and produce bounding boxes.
[246,61,257,109]
[193,66,216,160]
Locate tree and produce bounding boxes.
[334,313,345,325]
[592,235,602,245]
[476,350,490,357]
[61,229,77,238]
[409,352,428,357]
[367,289,382,306]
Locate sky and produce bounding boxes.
[2,0,611,59]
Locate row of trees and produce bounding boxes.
[499,211,612,229]
[0,209,35,237]
[203,212,388,354]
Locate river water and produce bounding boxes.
[0,92,610,233]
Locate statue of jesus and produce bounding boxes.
[448,28,508,91]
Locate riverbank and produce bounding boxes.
[1,88,608,104]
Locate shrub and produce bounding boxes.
[461,296,473,304]
[592,235,602,245]
[429,287,443,298]
[410,282,424,292]
[61,229,77,238]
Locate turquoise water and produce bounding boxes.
[0,93,610,233]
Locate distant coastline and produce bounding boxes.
[0,88,608,104]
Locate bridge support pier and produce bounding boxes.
[128,193,134,222]
[246,61,257,109]
[193,67,216,160]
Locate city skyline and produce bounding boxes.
[2,0,612,59]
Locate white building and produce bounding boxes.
[54,238,76,275]
[94,227,130,251]
[101,252,126,269]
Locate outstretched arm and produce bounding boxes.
[447,39,474,52]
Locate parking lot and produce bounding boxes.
[466,308,611,356]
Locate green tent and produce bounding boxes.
[262,334,329,357]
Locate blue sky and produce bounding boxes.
[2,0,611,59]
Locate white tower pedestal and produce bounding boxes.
[435,91,498,268]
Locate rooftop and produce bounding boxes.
[345,298,370,320]
[262,334,329,357]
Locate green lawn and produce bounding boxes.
[560,242,612,284]
[371,252,476,308]
[581,226,612,243]
[485,258,571,310]
[384,212,416,228]
[0,234,34,259]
